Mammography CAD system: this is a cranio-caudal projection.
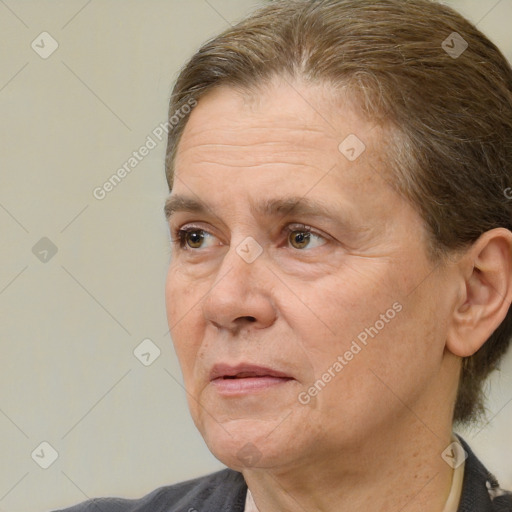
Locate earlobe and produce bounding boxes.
[446,228,512,358]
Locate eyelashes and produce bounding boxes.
[171,223,328,251]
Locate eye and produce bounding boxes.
[171,223,327,251]
[284,224,327,250]
[172,227,218,250]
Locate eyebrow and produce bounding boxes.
[164,194,347,224]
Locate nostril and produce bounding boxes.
[237,316,257,323]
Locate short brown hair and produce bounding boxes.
[165,0,512,424]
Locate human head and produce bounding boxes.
[165,0,512,426]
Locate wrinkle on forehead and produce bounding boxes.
[178,124,341,156]
[179,142,340,172]
[175,83,377,177]
[177,76,368,144]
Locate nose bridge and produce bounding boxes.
[201,233,275,329]
[213,233,266,296]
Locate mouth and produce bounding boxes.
[210,364,294,395]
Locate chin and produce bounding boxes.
[199,417,291,471]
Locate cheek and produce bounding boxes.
[165,265,203,377]
[319,286,447,418]
[305,263,399,346]
[292,259,433,400]
[282,272,400,400]
[165,263,204,324]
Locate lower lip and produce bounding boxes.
[211,376,293,395]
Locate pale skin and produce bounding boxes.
[164,77,512,512]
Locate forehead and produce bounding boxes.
[174,80,386,182]
[171,80,405,218]
[184,78,368,137]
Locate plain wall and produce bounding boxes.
[0,1,510,510]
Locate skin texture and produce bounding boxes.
[164,77,512,512]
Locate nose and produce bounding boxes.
[201,240,277,334]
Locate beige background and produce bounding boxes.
[0,1,510,510]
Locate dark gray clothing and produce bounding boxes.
[53,437,511,511]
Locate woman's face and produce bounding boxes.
[165,79,455,472]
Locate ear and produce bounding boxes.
[446,228,512,358]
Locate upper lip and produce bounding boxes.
[210,363,293,381]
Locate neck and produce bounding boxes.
[242,417,455,512]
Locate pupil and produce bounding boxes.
[293,231,309,248]
[188,231,203,247]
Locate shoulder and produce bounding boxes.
[52,468,247,512]
[457,435,512,512]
